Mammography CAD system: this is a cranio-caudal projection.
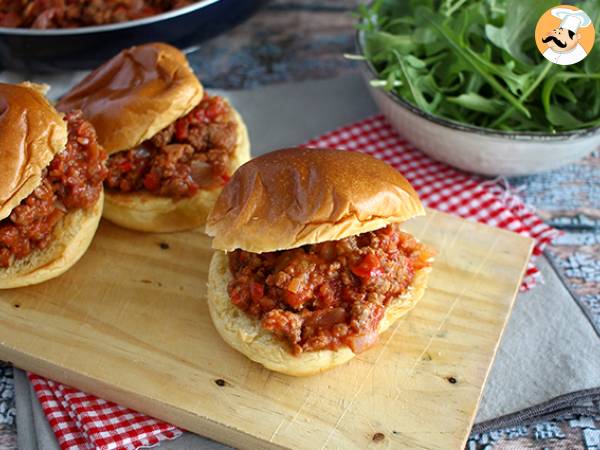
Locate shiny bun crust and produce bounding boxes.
[0,193,103,289]
[56,42,203,154]
[0,83,67,220]
[102,106,250,233]
[208,249,432,376]
[206,148,425,252]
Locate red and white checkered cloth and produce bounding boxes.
[28,374,182,450]
[30,114,560,449]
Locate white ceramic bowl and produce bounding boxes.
[357,33,600,176]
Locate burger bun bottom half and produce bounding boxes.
[0,193,104,289]
[207,246,432,377]
[102,108,250,233]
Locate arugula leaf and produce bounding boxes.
[394,50,432,112]
[364,32,416,62]
[554,83,577,104]
[547,105,584,128]
[484,0,556,65]
[447,93,506,114]
[418,7,531,117]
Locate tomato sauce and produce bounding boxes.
[0,111,107,268]
[228,225,432,355]
[105,95,237,199]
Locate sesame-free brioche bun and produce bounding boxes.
[102,106,250,233]
[206,148,431,376]
[206,147,425,252]
[57,42,250,233]
[0,83,67,221]
[208,248,432,376]
[56,42,203,155]
[0,193,103,289]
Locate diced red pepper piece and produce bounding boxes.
[229,286,244,307]
[119,161,133,172]
[205,99,224,120]
[351,253,382,280]
[249,281,264,302]
[175,118,189,140]
[143,172,161,191]
[283,290,304,310]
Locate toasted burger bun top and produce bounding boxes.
[56,42,203,155]
[0,83,67,221]
[206,147,424,253]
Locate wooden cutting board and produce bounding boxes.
[0,208,533,450]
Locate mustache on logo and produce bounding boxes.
[542,35,567,48]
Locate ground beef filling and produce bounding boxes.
[0,111,108,268]
[105,95,237,199]
[0,1,195,29]
[228,225,432,355]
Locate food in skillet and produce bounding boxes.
[0,82,107,289]
[0,1,196,29]
[57,42,250,232]
[206,148,434,376]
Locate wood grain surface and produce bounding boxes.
[0,210,532,450]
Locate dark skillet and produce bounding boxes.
[0,0,267,72]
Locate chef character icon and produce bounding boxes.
[541,8,593,65]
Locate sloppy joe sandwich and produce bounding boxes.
[206,148,434,376]
[57,42,250,233]
[0,83,107,289]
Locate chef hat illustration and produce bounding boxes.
[551,8,592,33]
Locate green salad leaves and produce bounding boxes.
[358,0,600,132]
